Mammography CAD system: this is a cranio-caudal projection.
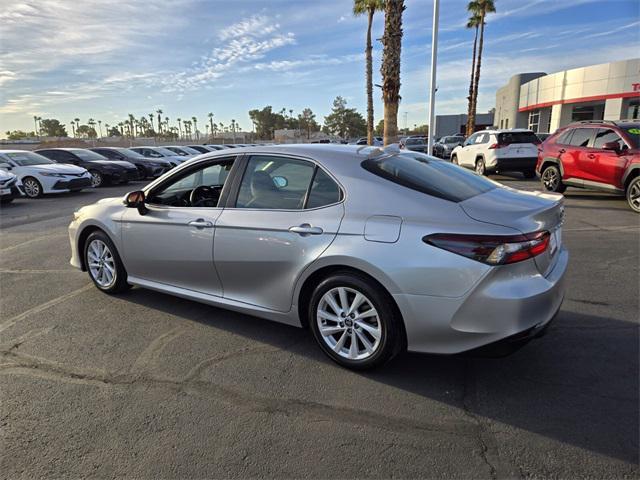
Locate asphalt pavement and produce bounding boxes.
[1,175,638,478]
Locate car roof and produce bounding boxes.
[0,149,41,154]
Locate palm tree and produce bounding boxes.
[70,120,76,138]
[74,118,80,137]
[164,116,169,134]
[118,122,124,136]
[97,120,103,138]
[191,116,198,141]
[33,116,39,137]
[208,113,214,140]
[156,109,163,134]
[380,0,405,145]
[464,13,482,136]
[354,0,385,145]
[128,114,135,139]
[177,118,183,139]
[467,0,496,136]
[104,123,110,137]
[148,113,155,132]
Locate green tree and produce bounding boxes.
[298,108,319,139]
[354,0,385,146]
[191,116,198,140]
[156,109,163,134]
[5,130,34,140]
[323,96,367,139]
[374,119,384,136]
[466,0,496,136]
[39,119,68,137]
[249,106,288,139]
[465,13,482,136]
[76,124,97,138]
[380,0,405,145]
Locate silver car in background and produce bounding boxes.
[68,145,568,369]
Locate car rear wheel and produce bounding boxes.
[309,272,404,370]
[84,231,130,293]
[22,177,43,198]
[541,165,566,193]
[90,170,104,188]
[475,158,486,176]
[626,177,640,213]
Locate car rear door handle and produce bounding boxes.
[558,148,565,154]
[289,224,323,236]
[188,219,213,229]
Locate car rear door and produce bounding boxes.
[214,154,344,312]
[569,128,599,182]
[590,128,629,188]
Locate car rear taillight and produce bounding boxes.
[488,143,507,149]
[423,231,550,265]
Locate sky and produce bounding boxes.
[1,0,639,134]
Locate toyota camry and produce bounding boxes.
[68,144,568,369]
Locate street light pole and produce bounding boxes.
[427,0,439,155]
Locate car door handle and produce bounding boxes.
[188,219,213,229]
[558,148,565,154]
[587,153,596,159]
[289,224,323,235]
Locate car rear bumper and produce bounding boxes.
[490,156,538,172]
[395,247,568,354]
[52,177,93,191]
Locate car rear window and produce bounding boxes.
[620,125,640,148]
[362,152,495,203]
[497,131,540,145]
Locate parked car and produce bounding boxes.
[90,147,172,179]
[187,145,216,153]
[205,145,229,150]
[352,137,383,146]
[69,144,567,370]
[164,146,202,157]
[536,120,640,212]
[36,148,138,187]
[0,150,92,197]
[451,129,540,177]
[0,168,22,204]
[432,135,465,159]
[129,146,187,167]
[400,137,429,153]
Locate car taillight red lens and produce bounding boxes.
[488,143,506,149]
[423,231,550,265]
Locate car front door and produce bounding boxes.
[591,128,629,188]
[120,157,236,296]
[459,133,478,167]
[214,154,344,312]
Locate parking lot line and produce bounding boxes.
[0,283,92,334]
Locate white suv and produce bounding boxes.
[450,129,540,178]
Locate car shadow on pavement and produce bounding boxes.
[120,288,638,465]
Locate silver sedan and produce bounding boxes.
[68,144,568,369]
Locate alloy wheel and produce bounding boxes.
[475,159,485,175]
[87,239,117,288]
[316,287,382,360]
[542,167,559,191]
[90,171,102,187]
[23,178,40,197]
[628,180,640,212]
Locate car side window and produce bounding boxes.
[306,168,342,208]
[593,129,625,150]
[464,134,477,146]
[568,128,593,148]
[235,155,315,210]
[475,133,488,144]
[148,160,234,207]
[555,129,574,145]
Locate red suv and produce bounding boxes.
[536,120,640,212]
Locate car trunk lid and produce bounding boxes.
[460,186,565,275]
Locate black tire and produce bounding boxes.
[22,176,43,198]
[523,170,536,179]
[540,164,566,193]
[626,176,640,213]
[308,272,404,370]
[89,170,104,188]
[475,158,486,176]
[83,230,131,293]
[451,154,459,165]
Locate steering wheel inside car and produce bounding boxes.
[189,185,221,207]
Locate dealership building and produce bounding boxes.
[494,58,640,133]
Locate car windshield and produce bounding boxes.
[5,151,55,166]
[620,124,640,148]
[443,137,459,144]
[155,147,179,156]
[498,131,540,145]
[167,147,190,156]
[406,139,425,145]
[71,149,107,161]
[114,148,146,159]
[362,152,496,202]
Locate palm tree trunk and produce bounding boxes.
[466,26,478,136]
[366,8,374,145]
[470,14,486,136]
[381,0,404,146]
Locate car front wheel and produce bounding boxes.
[22,177,43,198]
[90,170,104,188]
[541,165,566,193]
[309,272,404,370]
[626,176,640,213]
[84,231,130,293]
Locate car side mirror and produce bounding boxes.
[0,162,12,170]
[272,176,288,189]
[602,141,620,152]
[124,190,148,215]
